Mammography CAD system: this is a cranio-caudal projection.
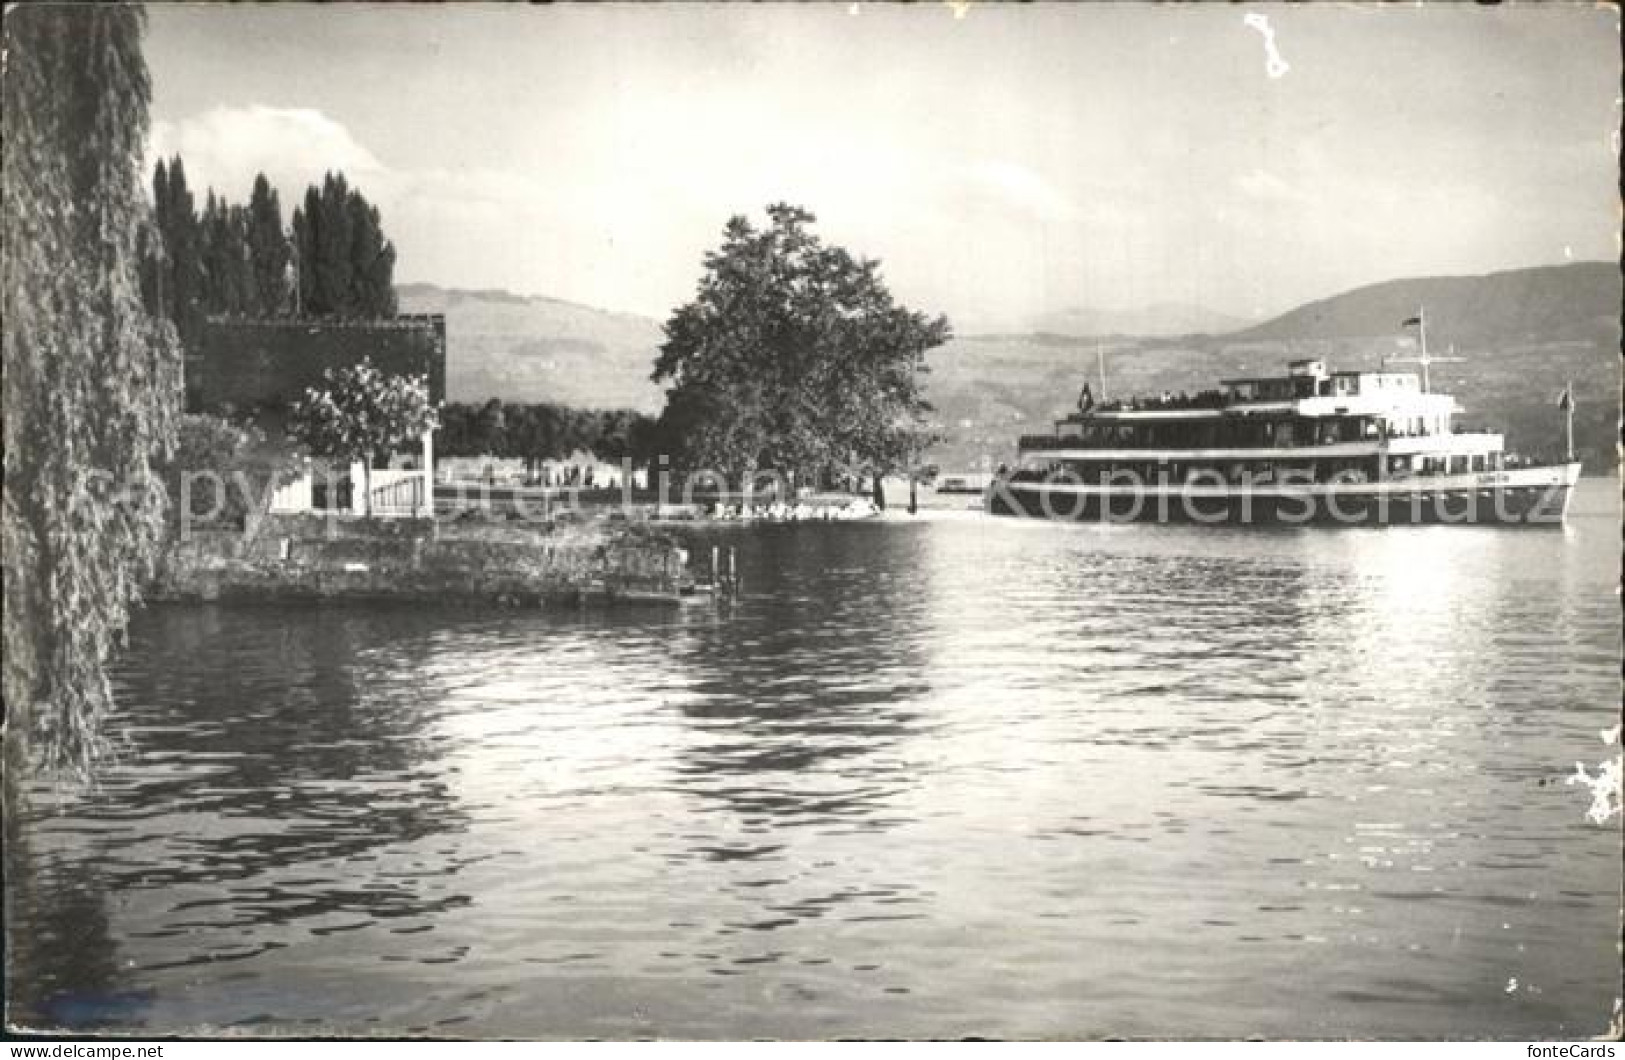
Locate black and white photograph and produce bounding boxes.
[3,0,1620,1044]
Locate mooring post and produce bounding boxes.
[728,547,738,597]
[711,545,720,586]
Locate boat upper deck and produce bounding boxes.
[1029,357,1498,460]
[1065,359,1453,426]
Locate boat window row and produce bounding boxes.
[1225,372,1420,402]
[1053,415,1394,450]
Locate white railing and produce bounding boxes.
[368,469,426,517]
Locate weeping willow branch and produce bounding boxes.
[3,5,182,776]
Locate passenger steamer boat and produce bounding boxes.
[987,315,1581,526]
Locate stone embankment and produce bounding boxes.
[151,513,692,606]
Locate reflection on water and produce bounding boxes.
[670,525,930,831]
[6,480,1620,1038]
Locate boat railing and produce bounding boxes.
[1090,389,1230,413]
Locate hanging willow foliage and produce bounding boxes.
[3,6,182,775]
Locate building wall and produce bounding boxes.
[191,315,447,415]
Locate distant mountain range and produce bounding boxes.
[402,262,1620,471]
[1232,263,1620,346]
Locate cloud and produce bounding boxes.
[148,105,386,201]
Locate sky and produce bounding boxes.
[144,2,1620,331]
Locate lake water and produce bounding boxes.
[8,479,1620,1039]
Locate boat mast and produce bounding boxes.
[1097,341,1108,401]
[1417,307,1429,390]
[1562,380,1575,462]
[1392,305,1463,393]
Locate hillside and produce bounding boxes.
[397,283,664,411]
[1233,263,1620,347]
[925,263,1619,472]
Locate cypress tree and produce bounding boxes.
[156,154,203,342]
[312,172,355,316]
[291,199,314,316]
[348,194,397,317]
[227,203,257,316]
[246,173,289,315]
[200,190,226,314]
[145,159,171,317]
[172,167,398,321]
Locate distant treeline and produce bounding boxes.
[438,400,660,476]
[146,156,397,344]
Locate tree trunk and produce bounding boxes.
[360,460,372,518]
[871,474,886,511]
[908,473,918,515]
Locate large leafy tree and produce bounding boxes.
[287,360,437,516]
[3,5,183,773]
[652,204,948,497]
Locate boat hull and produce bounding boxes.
[984,464,1582,527]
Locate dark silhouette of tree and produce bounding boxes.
[503,404,547,481]
[473,398,508,458]
[653,204,948,492]
[291,171,396,318]
[3,4,183,773]
[245,173,290,315]
[199,190,255,317]
[150,154,205,343]
[436,401,657,481]
[347,191,398,317]
[150,162,395,325]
